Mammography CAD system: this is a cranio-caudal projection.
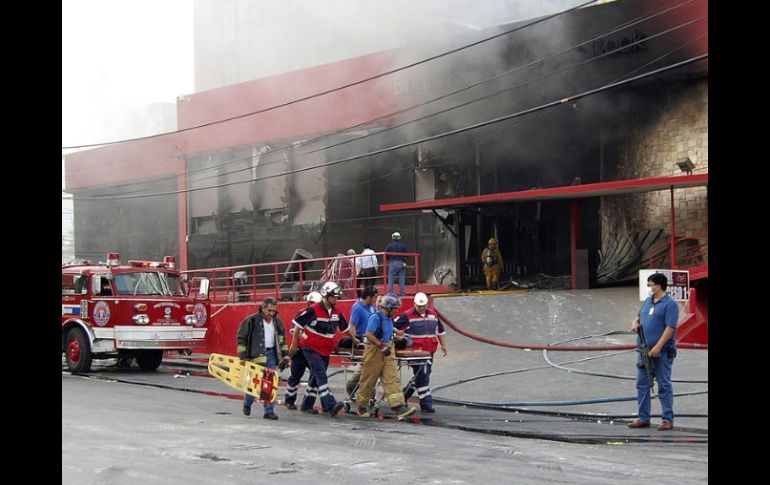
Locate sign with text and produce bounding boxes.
[639,269,689,301]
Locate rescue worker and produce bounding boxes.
[237,297,289,420]
[284,291,322,411]
[286,282,353,417]
[482,238,503,290]
[394,292,447,413]
[357,293,417,419]
[285,292,322,408]
[385,231,409,296]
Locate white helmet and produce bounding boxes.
[319,281,342,298]
[305,291,323,303]
[392,231,401,240]
[414,292,429,306]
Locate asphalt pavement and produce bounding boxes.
[63,286,708,483]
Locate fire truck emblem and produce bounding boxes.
[93,301,111,327]
[164,307,172,319]
[193,303,207,327]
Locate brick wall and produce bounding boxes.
[601,78,708,258]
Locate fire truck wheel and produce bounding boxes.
[65,328,92,373]
[137,350,164,371]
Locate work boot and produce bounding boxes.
[357,407,372,418]
[242,404,251,416]
[328,402,345,417]
[285,403,298,410]
[657,421,674,431]
[263,412,279,420]
[392,405,417,419]
[627,419,650,428]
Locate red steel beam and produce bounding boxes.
[670,186,677,269]
[570,199,580,290]
[380,174,708,212]
[177,169,188,270]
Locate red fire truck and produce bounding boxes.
[61,253,210,373]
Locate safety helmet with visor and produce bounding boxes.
[380,293,401,312]
[320,281,342,298]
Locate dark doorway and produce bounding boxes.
[459,200,587,288]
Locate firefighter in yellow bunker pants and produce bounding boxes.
[356,293,417,419]
[482,238,503,290]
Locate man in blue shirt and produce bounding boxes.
[343,286,378,398]
[356,293,416,419]
[385,231,408,296]
[351,286,378,337]
[628,273,680,431]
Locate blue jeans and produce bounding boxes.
[388,260,406,296]
[301,347,336,412]
[244,348,278,414]
[635,346,675,423]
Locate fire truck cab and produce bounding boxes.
[62,253,210,373]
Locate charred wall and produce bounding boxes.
[73,177,179,262]
[181,0,706,289]
[185,140,328,269]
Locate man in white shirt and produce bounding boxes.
[356,243,379,293]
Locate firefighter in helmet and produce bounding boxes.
[482,238,503,290]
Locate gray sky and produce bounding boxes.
[61,0,583,148]
[62,0,193,259]
[62,0,194,148]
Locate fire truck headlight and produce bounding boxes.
[184,315,198,325]
[132,314,150,325]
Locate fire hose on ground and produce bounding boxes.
[430,309,708,420]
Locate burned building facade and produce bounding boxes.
[65,0,707,289]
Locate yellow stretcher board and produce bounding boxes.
[208,353,279,403]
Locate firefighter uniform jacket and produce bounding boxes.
[292,301,350,357]
[394,307,445,354]
[236,313,289,364]
[482,246,503,269]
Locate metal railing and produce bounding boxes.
[183,251,421,304]
[648,231,708,269]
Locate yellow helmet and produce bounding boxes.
[488,238,497,246]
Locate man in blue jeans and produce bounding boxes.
[385,231,408,296]
[627,272,680,431]
[237,297,289,420]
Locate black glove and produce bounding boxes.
[380,345,391,357]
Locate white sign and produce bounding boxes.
[639,269,689,301]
